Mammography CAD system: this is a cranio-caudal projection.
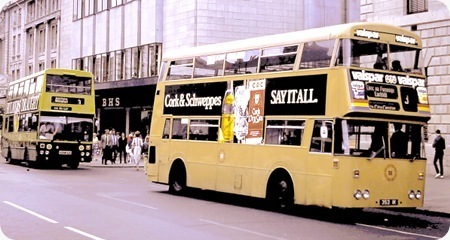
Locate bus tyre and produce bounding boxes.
[168,161,187,195]
[266,172,294,211]
[68,160,80,169]
[6,150,12,164]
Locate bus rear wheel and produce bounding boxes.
[266,172,294,211]
[168,161,187,195]
[6,150,13,164]
[68,160,80,169]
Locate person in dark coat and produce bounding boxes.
[432,129,446,179]
[118,132,128,164]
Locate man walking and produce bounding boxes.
[101,129,112,165]
[432,129,446,179]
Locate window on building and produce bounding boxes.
[111,0,124,8]
[73,0,83,20]
[38,28,45,54]
[27,1,35,22]
[12,36,16,57]
[17,34,21,56]
[85,0,95,16]
[27,31,34,57]
[50,0,59,12]
[50,24,58,50]
[51,59,56,68]
[407,0,428,14]
[38,62,45,71]
[97,0,108,12]
[37,0,46,18]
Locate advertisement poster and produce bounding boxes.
[246,79,265,144]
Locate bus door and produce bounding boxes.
[306,119,334,206]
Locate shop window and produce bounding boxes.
[310,120,333,153]
[172,118,187,140]
[265,120,305,146]
[189,119,219,141]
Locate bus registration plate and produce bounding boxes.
[59,150,72,155]
[380,199,398,206]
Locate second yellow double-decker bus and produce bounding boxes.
[2,68,95,169]
[147,22,430,210]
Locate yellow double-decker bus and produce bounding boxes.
[147,22,430,210]
[2,68,95,169]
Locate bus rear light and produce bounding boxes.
[46,144,52,150]
[408,190,415,199]
[362,190,370,199]
[418,172,424,180]
[415,190,422,199]
[354,190,362,200]
[353,170,360,178]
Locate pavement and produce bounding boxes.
[83,154,450,216]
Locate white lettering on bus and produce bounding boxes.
[351,70,384,83]
[355,29,380,39]
[165,93,222,110]
[6,95,39,114]
[395,35,417,45]
[54,97,68,104]
[270,89,318,104]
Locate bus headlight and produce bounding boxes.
[45,150,49,155]
[362,190,370,199]
[415,190,422,199]
[354,190,362,200]
[79,145,85,151]
[408,190,416,199]
[81,152,85,156]
[46,144,52,150]
[86,152,90,157]
[40,150,44,155]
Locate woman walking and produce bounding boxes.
[132,131,143,170]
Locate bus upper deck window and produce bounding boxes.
[260,45,298,73]
[300,40,335,69]
[167,59,194,81]
[193,54,225,78]
[224,49,259,75]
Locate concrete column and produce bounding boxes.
[125,107,130,135]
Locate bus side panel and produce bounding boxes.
[167,141,188,183]
[252,145,309,203]
[306,153,334,208]
[216,143,254,196]
[187,141,218,190]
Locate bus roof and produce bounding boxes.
[163,22,421,60]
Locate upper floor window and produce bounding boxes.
[407,0,428,14]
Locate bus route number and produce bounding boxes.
[380,199,398,206]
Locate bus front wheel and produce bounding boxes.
[168,160,187,195]
[266,171,294,211]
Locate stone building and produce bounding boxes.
[0,0,360,135]
[361,0,450,166]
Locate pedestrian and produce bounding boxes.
[118,132,127,164]
[110,129,118,164]
[101,129,112,165]
[126,132,134,163]
[432,129,446,179]
[132,131,143,171]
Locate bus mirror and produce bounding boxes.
[320,126,328,139]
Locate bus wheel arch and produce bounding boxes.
[168,158,187,195]
[266,168,295,211]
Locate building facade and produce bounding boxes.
[0,0,360,135]
[361,0,450,166]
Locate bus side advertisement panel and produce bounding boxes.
[163,82,228,116]
[265,74,327,115]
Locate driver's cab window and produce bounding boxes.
[310,120,333,153]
